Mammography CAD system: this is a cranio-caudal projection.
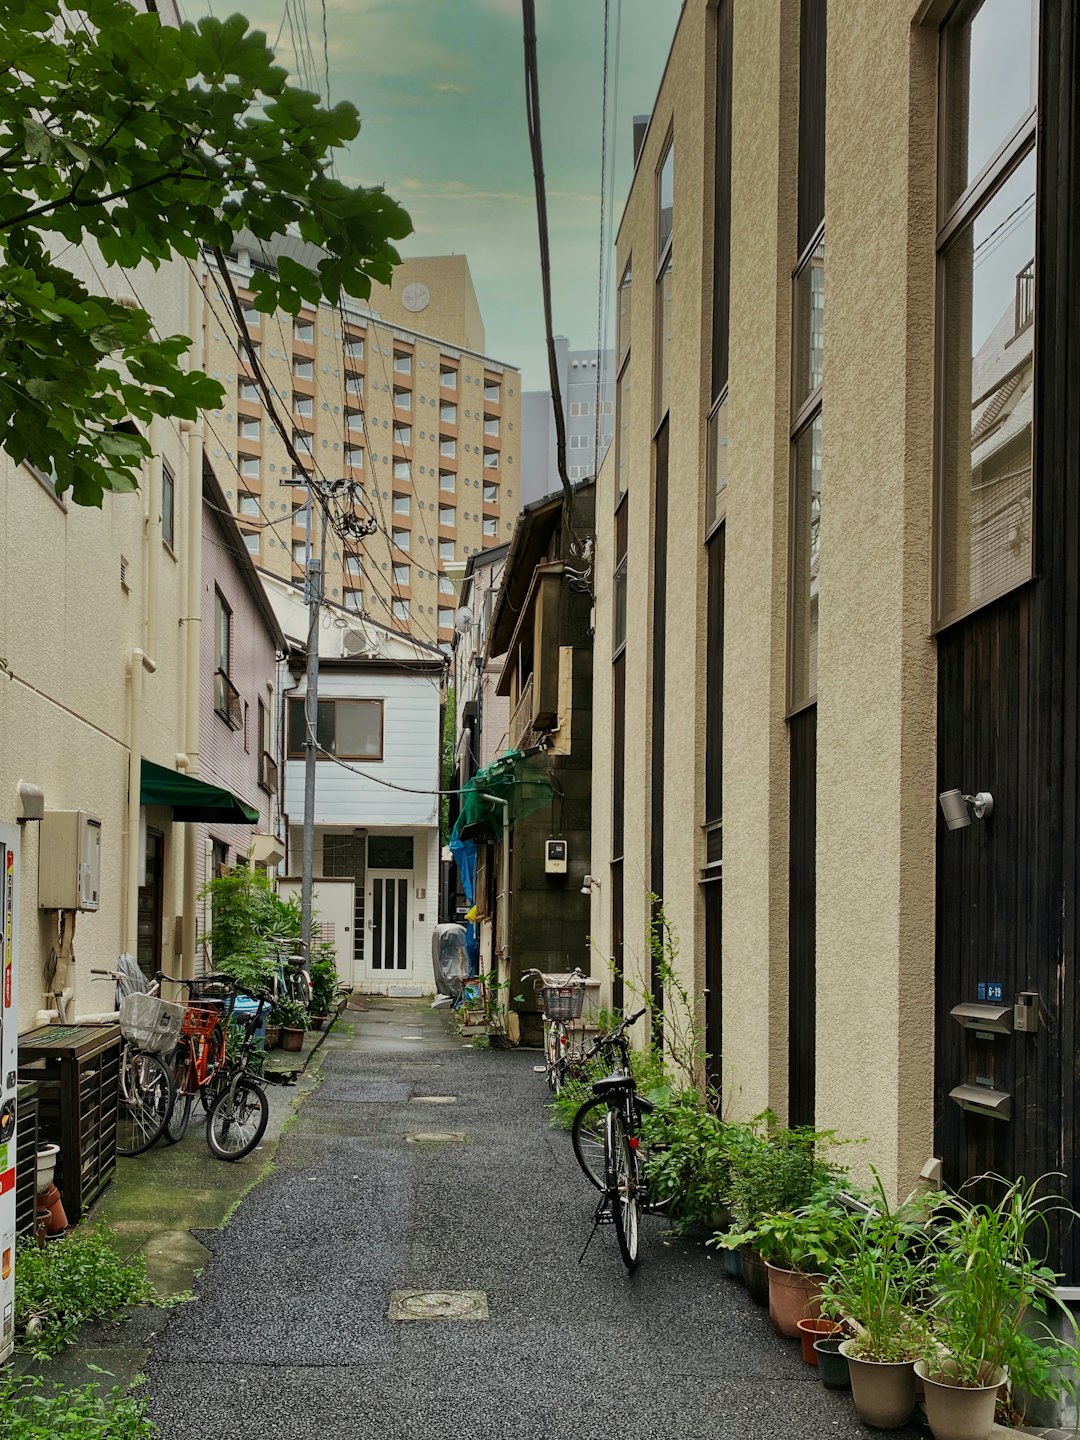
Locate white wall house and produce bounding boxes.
[262,576,446,994]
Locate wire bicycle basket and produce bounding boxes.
[180,1003,225,1041]
[541,984,586,1021]
[118,993,185,1054]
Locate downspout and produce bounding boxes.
[181,270,204,978]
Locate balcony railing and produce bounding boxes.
[215,668,243,731]
[509,675,534,750]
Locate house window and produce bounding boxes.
[394,424,412,448]
[439,505,455,527]
[161,463,175,551]
[294,319,314,342]
[393,493,410,516]
[258,698,275,791]
[240,380,260,403]
[393,563,410,586]
[392,598,409,622]
[288,698,384,760]
[239,417,260,441]
[440,436,456,459]
[934,0,1037,627]
[214,589,233,719]
[483,450,499,470]
[293,358,313,381]
[439,607,454,629]
[440,402,457,425]
[484,382,500,404]
[439,539,455,562]
[484,415,499,437]
[393,350,412,375]
[295,395,313,419]
[439,470,455,493]
[393,386,412,410]
[440,366,458,389]
[239,455,259,479]
[393,527,410,551]
[483,517,497,538]
[483,482,499,504]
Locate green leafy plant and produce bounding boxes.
[723,1114,845,1234]
[309,950,339,1015]
[820,1171,932,1363]
[0,1373,157,1440]
[547,1042,670,1132]
[269,996,308,1032]
[15,1225,152,1358]
[197,865,279,992]
[0,0,410,506]
[638,1097,747,1233]
[923,1174,1080,1405]
[726,1183,853,1275]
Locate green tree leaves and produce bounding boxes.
[0,0,411,505]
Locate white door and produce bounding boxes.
[278,878,358,986]
[366,870,412,980]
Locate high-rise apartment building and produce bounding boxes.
[521,338,614,505]
[200,233,522,649]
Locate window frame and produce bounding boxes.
[161,462,176,553]
[287,697,384,762]
[653,130,675,432]
[213,587,233,720]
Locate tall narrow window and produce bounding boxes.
[161,463,175,552]
[615,260,632,499]
[214,588,233,720]
[654,137,674,427]
[935,0,1038,627]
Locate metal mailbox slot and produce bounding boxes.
[949,1083,1011,1121]
[950,1002,1012,1035]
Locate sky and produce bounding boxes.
[239,0,682,389]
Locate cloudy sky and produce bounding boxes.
[240,0,681,389]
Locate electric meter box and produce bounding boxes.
[38,810,102,911]
[545,839,568,875]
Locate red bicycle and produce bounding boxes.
[160,972,232,1144]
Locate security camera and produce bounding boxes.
[939,789,994,829]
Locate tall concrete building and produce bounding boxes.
[521,338,614,505]
[200,233,522,650]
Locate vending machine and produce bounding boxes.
[0,824,19,1363]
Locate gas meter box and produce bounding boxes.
[38,810,102,911]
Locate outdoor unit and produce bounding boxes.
[38,810,102,911]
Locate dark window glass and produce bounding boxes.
[162,464,175,551]
[368,835,414,869]
[797,0,827,256]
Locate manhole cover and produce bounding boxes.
[405,1131,468,1144]
[389,1290,488,1321]
[411,1095,457,1105]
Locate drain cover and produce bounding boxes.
[411,1095,457,1105]
[405,1131,467,1144]
[389,1289,488,1321]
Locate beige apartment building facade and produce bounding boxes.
[589,0,1080,1266]
[201,236,521,651]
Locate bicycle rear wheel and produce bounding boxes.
[198,1024,227,1113]
[206,1076,269,1161]
[606,1108,640,1273]
[572,1093,655,1191]
[116,1050,174,1156]
[162,1042,193,1145]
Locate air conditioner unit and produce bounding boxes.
[342,629,376,658]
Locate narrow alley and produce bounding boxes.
[143,1002,920,1440]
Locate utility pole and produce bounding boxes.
[301,491,327,960]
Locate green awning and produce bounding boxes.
[140,759,259,824]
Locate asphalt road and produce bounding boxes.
[144,1000,923,1439]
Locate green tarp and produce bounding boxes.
[452,751,554,843]
[140,759,259,824]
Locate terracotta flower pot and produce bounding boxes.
[309,1015,327,1031]
[765,1261,824,1338]
[740,1246,770,1305]
[840,1339,916,1430]
[814,1336,851,1390]
[265,1024,280,1050]
[797,1315,841,1364]
[280,1026,305,1053]
[37,1183,68,1235]
[914,1359,1006,1440]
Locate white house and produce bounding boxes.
[261,575,446,994]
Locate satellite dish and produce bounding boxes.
[454,606,474,634]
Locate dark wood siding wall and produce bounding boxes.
[788,706,817,1127]
[611,648,626,1012]
[934,0,1080,1276]
[650,419,670,1012]
[704,527,725,1087]
[711,0,733,399]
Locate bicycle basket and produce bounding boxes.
[119,993,185,1054]
[181,1003,224,1040]
[541,985,585,1021]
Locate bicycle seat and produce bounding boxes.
[591,1072,634,1097]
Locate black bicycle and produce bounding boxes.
[204,986,272,1161]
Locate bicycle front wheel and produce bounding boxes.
[545,1022,568,1094]
[606,1108,640,1273]
[206,1077,269,1161]
[572,1093,655,1190]
[116,1050,175,1156]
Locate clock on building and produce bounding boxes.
[401,282,430,314]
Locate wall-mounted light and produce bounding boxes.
[580,874,600,896]
[938,788,994,830]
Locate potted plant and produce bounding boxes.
[916,1175,1080,1440]
[271,997,308,1052]
[731,1185,851,1338]
[309,950,339,1029]
[637,1096,743,1237]
[822,1173,931,1430]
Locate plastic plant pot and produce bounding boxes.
[797,1316,842,1364]
[914,1359,1006,1440]
[814,1336,851,1390]
[840,1339,916,1430]
[766,1261,825,1339]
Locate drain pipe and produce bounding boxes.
[180,270,204,978]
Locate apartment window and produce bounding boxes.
[345,445,363,469]
[617,258,633,370]
[239,417,260,441]
[483,517,497,538]
[213,589,232,718]
[346,373,364,400]
[484,415,499,437]
[440,437,456,459]
[935,0,1037,627]
[392,598,409,622]
[440,365,458,389]
[613,497,628,654]
[569,401,590,417]
[241,305,260,326]
[440,402,457,425]
[615,260,633,497]
[483,482,499,504]
[344,588,363,612]
[789,414,822,711]
[706,394,729,532]
[393,350,412,375]
[439,505,455,527]
[240,380,260,403]
[294,395,313,419]
[393,527,410,551]
[239,455,259,479]
[793,236,825,415]
[242,531,259,555]
[346,409,364,435]
[292,539,307,564]
[484,382,500,404]
[439,607,454,629]
[393,563,410,586]
[655,135,674,428]
[346,339,365,361]
[238,495,260,518]
[161,463,175,551]
[439,539,455,562]
[294,430,313,456]
[288,698,383,760]
[393,386,412,410]
[393,460,410,481]
[345,555,363,578]
[483,450,499,470]
[439,470,455,493]
[293,466,310,486]
[439,575,454,596]
[394,424,412,448]
[293,358,314,381]
[657,141,674,255]
[393,493,410,516]
[294,319,314,343]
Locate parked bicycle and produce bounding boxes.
[521,967,587,1093]
[268,935,313,1012]
[92,966,182,1157]
[158,971,234,1144]
[203,986,272,1161]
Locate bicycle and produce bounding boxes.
[158,971,234,1144]
[203,986,272,1161]
[92,967,182,1156]
[268,935,313,1011]
[521,967,587,1093]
